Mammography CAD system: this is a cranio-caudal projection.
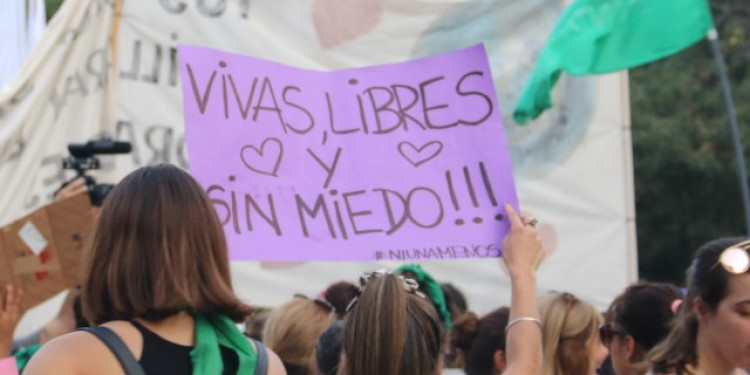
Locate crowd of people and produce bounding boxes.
[1,164,750,375]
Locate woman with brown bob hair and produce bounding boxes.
[24,164,286,375]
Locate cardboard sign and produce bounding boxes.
[180,44,518,261]
[0,193,94,310]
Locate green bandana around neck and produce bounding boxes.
[191,314,257,375]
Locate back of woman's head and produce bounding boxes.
[82,164,252,324]
[320,281,358,319]
[343,273,443,375]
[264,296,336,375]
[316,320,345,375]
[453,307,510,375]
[442,282,468,319]
[607,282,681,356]
[650,237,745,374]
[540,292,603,375]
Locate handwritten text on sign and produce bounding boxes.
[179,44,518,261]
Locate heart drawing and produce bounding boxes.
[240,138,284,177]
[398,141,444,168]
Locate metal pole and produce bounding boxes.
[708,29,750,235]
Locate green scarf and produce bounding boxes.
[14,344,41,372]
[191,314,257,375]
[395,264,452,331]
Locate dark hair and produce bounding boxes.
[342,273,443,375]
[650,237,745,374]
[321,281,358,319]
[283,363,307,375]
[442,282,468,318]
[441,283,469,369]
[454,307,510,375]
[73,295,89,329]
[316,320,345,375]
[607,282,681,358]
[81,164,252,324]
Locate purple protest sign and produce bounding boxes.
[178,44,518,261]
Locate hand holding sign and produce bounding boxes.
[0,193,94,310]
[0,284,23,356]
[180,44,518,261]
[501,204,545,277]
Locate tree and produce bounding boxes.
[632,0,750,284]
[45,0,65,21]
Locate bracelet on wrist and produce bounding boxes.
[505,317,542,334]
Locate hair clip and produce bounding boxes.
[402,278,426,298]
[293,293,337,315]
[346,269,428,313]
[345,296,359,313]
[358,269,391,287]
[359,269,426,298]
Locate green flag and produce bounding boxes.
[513,0,714,124]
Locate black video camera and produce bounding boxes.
[62,139,132,206]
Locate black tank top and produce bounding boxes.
[131,320,239,374]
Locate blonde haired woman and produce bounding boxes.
[540,292,608,375]
[263,296,336,375]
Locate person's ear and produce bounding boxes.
[624,334,637,361]
[493,349,507,374]
[693,297,713,322]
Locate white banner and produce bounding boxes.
[2,0,636,334]
[0,0,46,88]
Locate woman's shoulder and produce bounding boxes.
[266,348,286,375]
[250,338,286,375]
[22,330,120,375]
[25,323,286,375]
[23,320,142,375]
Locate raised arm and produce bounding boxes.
[0,284,23,357]
[501,204,545,375]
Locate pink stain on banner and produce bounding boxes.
[312,0,383,49]
[178,44,518,262]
